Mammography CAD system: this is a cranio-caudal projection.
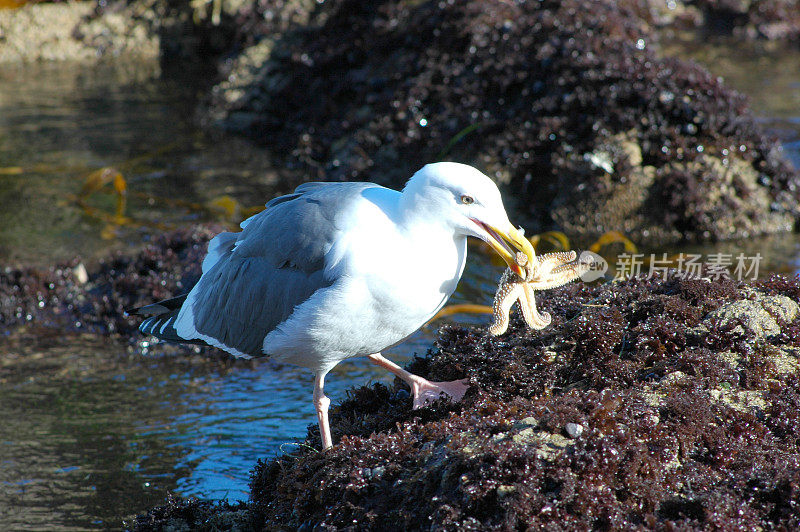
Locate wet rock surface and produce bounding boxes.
[129,495,259,531]
[0,226,216,342]
[128,269,800,530]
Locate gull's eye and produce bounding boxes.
[460,195,475,205]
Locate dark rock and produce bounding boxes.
[209,0,800,243]
[129,494,260,531]
[137,272,800,530]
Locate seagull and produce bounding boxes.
[131,162,535,449]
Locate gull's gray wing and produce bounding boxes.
[165,181,382,357]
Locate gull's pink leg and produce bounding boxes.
[313,371,333,450]
[368,353,469,409]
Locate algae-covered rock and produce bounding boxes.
[706,291,799,337]
[0,226,216,341]
[207,0,800,243]
[131,272,800,530]
[130,496,259,531]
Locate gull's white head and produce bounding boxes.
[402,162,536,276]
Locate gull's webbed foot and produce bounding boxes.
[367,353,469,410]
[411,378,470,409]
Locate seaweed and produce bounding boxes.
[234,273,800,529]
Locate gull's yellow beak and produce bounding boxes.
[472,219,536,277]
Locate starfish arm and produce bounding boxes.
[519,282,552,329]
[489,280,524,336]
[527,266,584,290]
[538,250,577,264]
[490,249,589,335]
[526,251,577,283]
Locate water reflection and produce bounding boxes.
[144,363,386,501]
[0,336,189,528]
[0,61,284,267]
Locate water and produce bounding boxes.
[0,61,284,267]
[0,41,799,528]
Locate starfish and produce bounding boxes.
[489,250,589,336]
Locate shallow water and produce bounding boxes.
[0,61,284,267]
[0,43,799,528]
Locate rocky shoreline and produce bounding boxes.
[2,0,800,529]
[2,0,799,244]
[1,226,798,529]
[125,268,799,530]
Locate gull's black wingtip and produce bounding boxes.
[125,294,189,319]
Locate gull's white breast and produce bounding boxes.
[262,188,467,371]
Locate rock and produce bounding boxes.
[72,263,88,285]
[0,2,158,63]
[705,293,799,338]
[0,226,219,343]
[130,496,257,531]
[131,271,800,531]
[565,422,584,439]
[708,387,768,413]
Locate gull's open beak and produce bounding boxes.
[471,219,536,277]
